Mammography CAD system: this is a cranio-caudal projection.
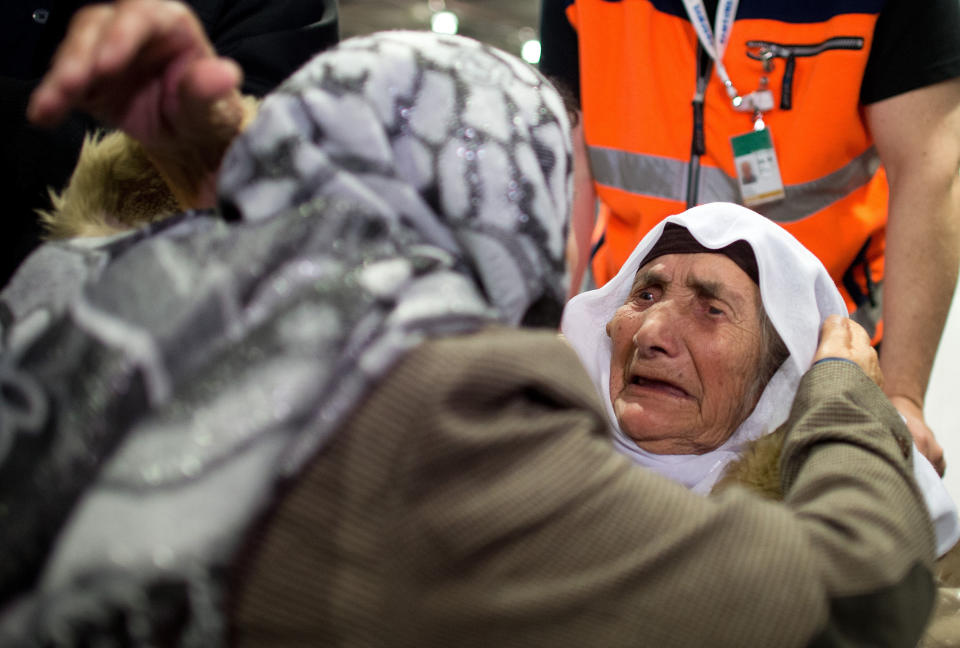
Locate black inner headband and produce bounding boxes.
[637,223,759,285]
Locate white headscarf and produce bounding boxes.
[561,202,959,555]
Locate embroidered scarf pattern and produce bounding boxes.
[0,31,571,645]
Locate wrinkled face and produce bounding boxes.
[606,253,764,454]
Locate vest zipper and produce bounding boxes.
[745,37,864,110]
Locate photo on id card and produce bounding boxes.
[731,128,785,207]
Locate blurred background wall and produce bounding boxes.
[926,286,960,504]
[339,0,542,64]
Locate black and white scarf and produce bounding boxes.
[0,31,571,645]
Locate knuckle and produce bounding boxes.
[823,314,844,329]
[73,3,113,26]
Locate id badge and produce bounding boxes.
[730,127,785,207]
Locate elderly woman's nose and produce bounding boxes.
[632,303,681,356]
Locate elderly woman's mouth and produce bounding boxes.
[628,375,690,399]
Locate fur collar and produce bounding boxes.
[38,131,179,239]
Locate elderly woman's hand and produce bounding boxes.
[27,0,252,210]
[813,315,883,387]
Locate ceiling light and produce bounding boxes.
[431,10,459,35]
[521,39,541,65]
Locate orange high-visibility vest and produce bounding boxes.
[567,0,887,338]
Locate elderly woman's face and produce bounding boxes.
[606,253,764,454]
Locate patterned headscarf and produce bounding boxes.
[220,30,571,325]
[0,32,571,645]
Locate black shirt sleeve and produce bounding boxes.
[538,0,582,103]
[191,0,340,96]
[860,0,960,104]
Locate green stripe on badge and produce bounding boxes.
[731,129,773,157]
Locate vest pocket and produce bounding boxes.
[744,37,865,109]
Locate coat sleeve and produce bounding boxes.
[394,335,936,647]
[233,330,936,647]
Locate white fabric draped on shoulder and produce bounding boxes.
[561,202,960,555]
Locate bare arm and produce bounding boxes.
[27,0,255,210]
[865,77,960,475]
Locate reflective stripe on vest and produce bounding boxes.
[568,0,888,313]
[588,145,881,223]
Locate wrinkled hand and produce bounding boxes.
[813,315,883,387]
[27,0,249,208]
[889,394,946,475]
[814,317,947,475]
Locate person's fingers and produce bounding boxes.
[95,0,210,76]
[29,0,216,124]
[813,314,850,360]
[181,57,243,104]
[94,1,160,73]
[52,4,115,81]
[28,4,115,125]
[27,78,68,126]
[930,444,946,476]
[814,316,882,385]
[917,429,946,475]
[825,314,848,336]
[917,429,945,476]
[890,394,946,476]
[155,58,245,166]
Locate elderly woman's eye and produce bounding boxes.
[707,304,725,316]
[629,285,659,306]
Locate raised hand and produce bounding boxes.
[27,0,252,208]
[813,315,883,387]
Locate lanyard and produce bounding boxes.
[681,0,742,107]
